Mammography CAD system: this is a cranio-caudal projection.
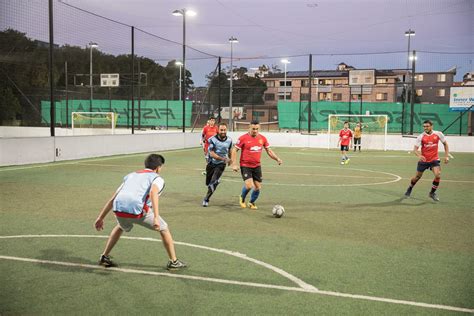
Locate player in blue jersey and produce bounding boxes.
[94,154,186,270]
[202,122,233,207]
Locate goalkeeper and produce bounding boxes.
[94,153,187,270]
[353,122,367,152]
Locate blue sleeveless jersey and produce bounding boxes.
[113,169,164,215]
[208,135,233,165]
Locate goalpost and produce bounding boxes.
[71,112,118,135]
[327,114,388,151]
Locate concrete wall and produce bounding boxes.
[1,131,472,166]
[1,132,201,166]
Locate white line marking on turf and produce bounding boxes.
[0,148,196,172]
[224,166,402,187]
[0,234,316,292]
[0,254,472,313]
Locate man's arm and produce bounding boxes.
[442,141,450,164]
[150,184,161,231]
[231,147,240,171]
[94,190,119,231]
[209,150,230,164]
[413,145,426,161]
[265,147,282,165]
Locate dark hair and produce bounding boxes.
[344,121,349,125]
[218,122,228,127]
[250,119,260,125]
[209,116,216,120]
[423,120,433,126]
[145,154,165,170]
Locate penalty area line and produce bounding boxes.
[0,255,472,313]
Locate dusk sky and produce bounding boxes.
[2,0,473,85]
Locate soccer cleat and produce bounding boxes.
[340,161,345,165]
[429,192,440,202]
[344,159,350,165]
[248,202,258,210]
[201,171,207,175]
[404,187,412,198]
[99,255,117,268]
[202,199,209,207]
[167,259,187,270]
[239,196,247,208]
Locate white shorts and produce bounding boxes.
[114,211,168,233]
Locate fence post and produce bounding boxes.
[131,26,135,134]
[308,54,312,133]
[48,0,55,136]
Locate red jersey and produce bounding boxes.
[235,133,269,168]
[415,131,446,162]
[339,129,353,146]
[202,125,218,143]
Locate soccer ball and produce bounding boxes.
[272,205,285,218]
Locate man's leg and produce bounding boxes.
[102,224,123,256]
[405,170,424,197]
[240,178,254,208]
[204,164,224,205]
[429,167,441,201]
[160,229,177,262]
[249,180,261,208]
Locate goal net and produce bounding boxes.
[327,114,388,151]
[71,112,118,135]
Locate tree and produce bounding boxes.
[0,87,22,122]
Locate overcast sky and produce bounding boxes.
[3,0,473,85]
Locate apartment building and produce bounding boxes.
[414,70,456,104]
[262,65,402,108]
[262,64,457,107]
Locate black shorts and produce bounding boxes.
[340,145,349,151]
[240,166,263,183]
[417,160,440,172]
[206,163,226,186]
[354,137,361,145]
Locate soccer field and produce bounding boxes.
[1,147,473,315]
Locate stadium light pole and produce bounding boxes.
[88,42,98,111]
[172,8,196,132]
[281,59,291,101]
[229,36,238,130]
[175,60,183,101]
[404,29,415,130]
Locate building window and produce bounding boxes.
[416,89,423,96]
[301,80,309,87]
[437,74,446,82]
[376,93,388,101]
[300,93,309,100]
[415,74,424,81]
[278,93,292,100]
[264,93,275,101]
[266,81,275,87]
[319,92,330,101]
[280,81,292,87]
[318,79,333,85]
[376,78,388,84]
[334,79,348,85]
[351,94,360,101]
[436,89,446,97]
[332,93,342,101]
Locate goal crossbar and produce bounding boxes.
[71,112,117,135]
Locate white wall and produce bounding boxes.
[1,131,472,166]
[1,132,201,166]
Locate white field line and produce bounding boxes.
[0,234,316,291]
[0,148,196,172]
[0,254,472,313]
[223,166,402,187]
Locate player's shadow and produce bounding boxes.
[36,248,110,275]
[349,195,429,208]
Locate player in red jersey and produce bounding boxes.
[404,120,450,201]
[231,120,282,210]
[200,117,218,174]
[337,121,353,165]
